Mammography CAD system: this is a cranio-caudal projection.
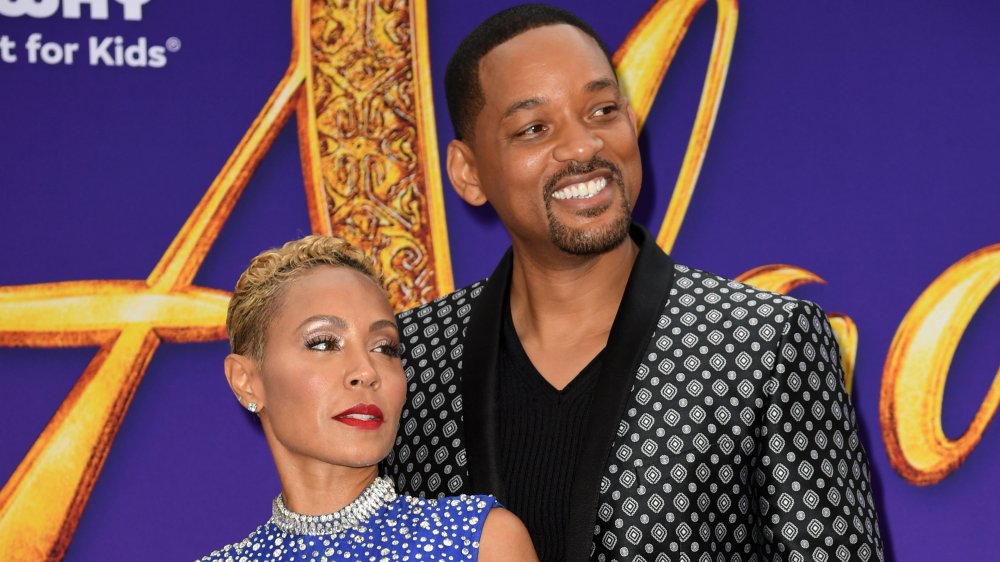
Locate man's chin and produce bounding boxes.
[548,213,631,256]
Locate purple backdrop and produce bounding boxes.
[1,1,998,560]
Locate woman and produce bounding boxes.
[199,235,536,561]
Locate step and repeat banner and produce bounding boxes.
[1,1,997,560]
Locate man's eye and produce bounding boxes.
[593,104,618,117]
[305,336,340,351]
[516,123,546,137]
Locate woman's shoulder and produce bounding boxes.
[387,494,500,538]
[395,493,498,518]
[194,523,271,562]
[394,496,536,561]
[384,494,500,558]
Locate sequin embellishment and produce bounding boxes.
[197,486,497,562]
[270,476,396,536]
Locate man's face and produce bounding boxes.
[455,24,641,256]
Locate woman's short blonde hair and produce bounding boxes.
[226,235,382,362]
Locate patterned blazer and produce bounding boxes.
[386,224,884,562]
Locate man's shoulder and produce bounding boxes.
[663,261,839,383]
[397,279,489,323]
[395,279,489,361]
[667,260,817,326]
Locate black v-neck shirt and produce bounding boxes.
[497,301,603,562]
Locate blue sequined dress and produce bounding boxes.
[197,477,497,562]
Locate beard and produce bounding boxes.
[543,157,633,256]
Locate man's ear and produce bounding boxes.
[446,139,488,206]
[626,100,639,134]
[224,353,264,410]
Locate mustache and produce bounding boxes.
[542,157,624,197]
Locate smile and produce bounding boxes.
[551,176,608,200]
[333,403,384,430]
[340,413,379,421]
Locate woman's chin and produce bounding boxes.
[320,445,392,470]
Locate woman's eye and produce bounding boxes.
[373,342,404,358]
[306,337,340,351]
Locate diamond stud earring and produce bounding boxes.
[247,402,258,413]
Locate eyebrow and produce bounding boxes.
[501,96,545,121]
[298,315,348,330]
[369,319,398,334]
[499,78,620,121]
[297,315,398,335]
[585,77,619,93]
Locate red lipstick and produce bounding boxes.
[332,403,384,430]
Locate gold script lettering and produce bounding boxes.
[881,244,1000,485]
[612,0,739,254]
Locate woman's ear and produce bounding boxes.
[446,139,488,206]
[225,353,264,412]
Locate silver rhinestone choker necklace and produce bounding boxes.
[270,476,397,536]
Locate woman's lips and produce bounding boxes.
[332,403,384,430]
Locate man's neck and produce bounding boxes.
[507,236,639,389]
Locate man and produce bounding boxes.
[385,5,884,561]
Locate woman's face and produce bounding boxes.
[255,265,405,471]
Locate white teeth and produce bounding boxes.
[342,414,377,421]
[552,176,608,200]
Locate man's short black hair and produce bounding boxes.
[444,3,615,142]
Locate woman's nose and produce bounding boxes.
[346,351,380,389]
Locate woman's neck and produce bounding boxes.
[275,458,380,516]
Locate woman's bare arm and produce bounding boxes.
[478,507,538,562]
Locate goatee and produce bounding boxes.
[543,157,632,256]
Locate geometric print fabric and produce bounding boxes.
[387,262,883,561]
[387,283,481,497]
[593,265,883,561]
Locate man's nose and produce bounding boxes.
[552,119,604,162]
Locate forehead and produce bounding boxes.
[276,266,390,320]
[478,24,615,106]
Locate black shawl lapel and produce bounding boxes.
[461,249,513,498]
[565,223,676,561]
